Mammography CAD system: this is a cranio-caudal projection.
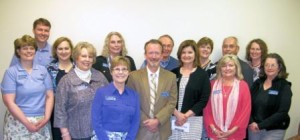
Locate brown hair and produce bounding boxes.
[33,18,51,29]
[144,39,163,54]
[260,53,289,79]
[110,56,131,72]
[52,37,74,60]
[177,40,199,67]
[197,37,214,53]
[245,38,268,62]
[14,35,37,58]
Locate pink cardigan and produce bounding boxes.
[204,80,251,140]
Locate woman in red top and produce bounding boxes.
[204,54,251,140]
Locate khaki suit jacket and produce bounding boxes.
[127,67,177,140]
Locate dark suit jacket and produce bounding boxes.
[171,66,211,116]
[92,55,136,82]
[127,67,177,140]
[238,58,254,87]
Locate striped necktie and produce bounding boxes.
[149,73,157,118]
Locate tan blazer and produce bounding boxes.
[127,68,177,140]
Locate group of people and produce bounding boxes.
[1,17,293,140]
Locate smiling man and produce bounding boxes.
[140,34,179,71]
[221,36,253,87]
[10,18,53,67]
[127,39,177,140]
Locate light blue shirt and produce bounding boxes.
[10,42,53,67]
[1,62,53,116]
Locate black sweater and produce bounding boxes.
[171,67,211,116]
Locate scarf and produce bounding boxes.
[211,78,240,132]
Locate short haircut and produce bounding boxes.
[216,54,244,80]
[177,40,199,67]
[260,53,289,79]
[144,39,163,54]
[197,37,214,53]
[33,18,51,29]
[52,37,74,60]
[110,56,131,73]
[72,42,97,64]
[158,34,174,47]
[14,35,37,58]
[223,36,238,46]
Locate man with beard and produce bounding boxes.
[10,18,53,67]
[127,39,177,140]
[140,34,179,71]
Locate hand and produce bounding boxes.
[35,118,49,131]
[249,122,260,132]
[212,127,223,138]
[217,127,238,139]
[143,119,159,133]
[62,134,71,140]
[217,129,233,139]
[24,122,39,133]
[175,112,187,126]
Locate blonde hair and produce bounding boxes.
[110,56,131,73]
[216,54,244,80]
[101,32,128,57]
[72,42,97,64]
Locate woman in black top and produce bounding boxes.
[249,53,292,140]
[92,32,136,82]
[169,40,211,139]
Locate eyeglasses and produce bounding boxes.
[113,68,128,73]
[264,64,278,69]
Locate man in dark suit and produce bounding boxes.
[127,39,177,140]
[222,36,254,87]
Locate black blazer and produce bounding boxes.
[171,66,211,116]
[92,55,136,82]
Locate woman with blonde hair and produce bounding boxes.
[204,54,251,140]
[93,32,136,82]
[54,42,108,139]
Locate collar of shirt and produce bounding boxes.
[160,56,171,68]
[70,68,103,86]
[37,42,51,52]
[146,66,159,85]
[16,61,39,71]
[106,83,129,96]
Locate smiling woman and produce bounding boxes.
[1,35,54,139]
[93,32,137,82]
[92,56,140,140]
[54,42,108,139]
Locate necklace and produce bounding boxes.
[222,85,232,97]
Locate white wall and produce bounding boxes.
[1,0,299,139]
